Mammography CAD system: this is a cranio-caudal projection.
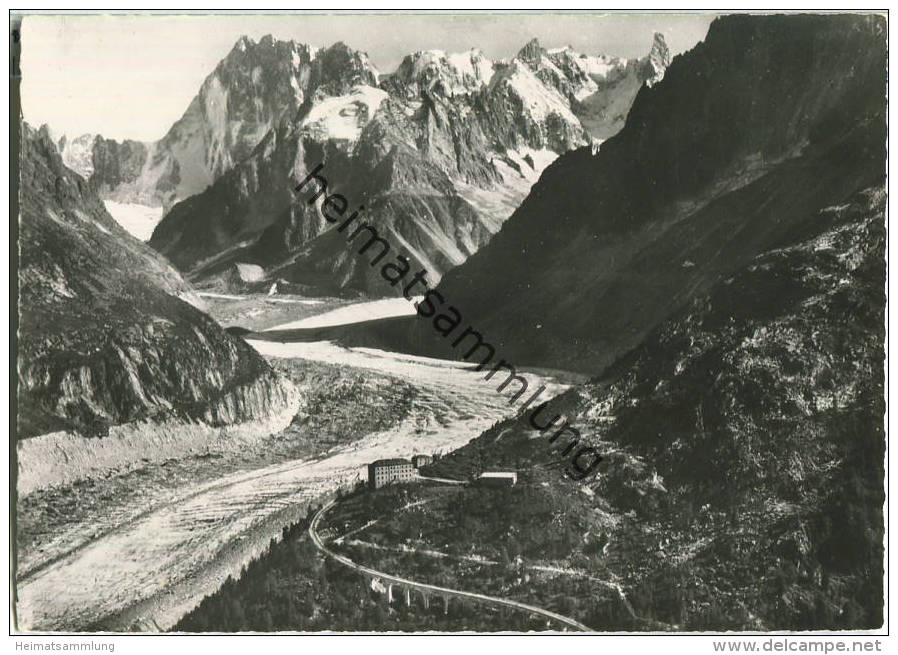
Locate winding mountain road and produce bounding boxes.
[308,499,592,632]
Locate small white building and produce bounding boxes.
[476,471,517,487]
[368,458,414,488]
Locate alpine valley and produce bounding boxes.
[16,13,886,634]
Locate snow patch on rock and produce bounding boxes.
[235,263,265,283]
[103,201,164,241]
[446,49,494,86]
[59,134,99,179]
[504,64,579,124]
[264,296,421,331]
[300,85,388,142]
[574,54,626,79]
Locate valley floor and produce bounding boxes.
[14,294,567,632]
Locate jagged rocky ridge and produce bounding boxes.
[144,34,668,295]
[406,14,887,373]
[430,184,885,629]
[517,32,669,140]
[17,123,296,444]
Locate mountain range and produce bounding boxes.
[54,33,669,296]
[57,36,322,211]
[396,14,885,629]
[326,14,886,376]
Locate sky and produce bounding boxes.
[20,12,717,142]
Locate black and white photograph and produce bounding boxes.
[8,7,890,648]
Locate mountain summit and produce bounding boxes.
[144,34,666,295]
[58,35,335,211]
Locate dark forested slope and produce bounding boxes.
[427,184,885,629]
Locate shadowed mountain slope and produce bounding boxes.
[413,14,886,374]
[425,183,885,629]
[17,124,293,440]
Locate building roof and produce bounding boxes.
[479,471,517,479]
[370,458,411,467]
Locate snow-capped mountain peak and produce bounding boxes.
[56,36,377,214]
[391,48,495,98]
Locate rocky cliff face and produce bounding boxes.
[17,123,296,441]
[59,36,326,212]
[420,19,886,626]
[148,35,666,295]
[422,14,886,374]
